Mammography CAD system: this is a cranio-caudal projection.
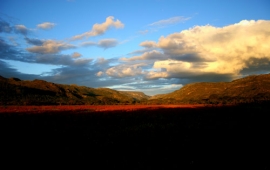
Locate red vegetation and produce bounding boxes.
[0,104,205,113]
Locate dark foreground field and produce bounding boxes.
[0,104,269,169]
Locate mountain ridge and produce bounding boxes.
[149,74,270,104]
[1,74,270,105]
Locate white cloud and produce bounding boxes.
[37,22,55,30]
[106,63,146,78]
[148,16,190,27]
[149,20,270,78]
[72,16,124,40]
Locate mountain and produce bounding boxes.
[1,74,270,105]
[119,91,150,101]
[0,76,149,105]
[149,74,270,104]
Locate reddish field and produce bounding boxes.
[0,104,269,169]
[0,104,205,113]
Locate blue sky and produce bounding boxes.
[1,0,270,95]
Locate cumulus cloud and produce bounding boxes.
[72,16,124,40]
[140,41,157,48]
[106,63,146,78]
[148,16,190,28]
[37,22,55,30]
[81,39,118,49]
[143,20,270,80]
[72,52,82,58]
[27,40,75,54]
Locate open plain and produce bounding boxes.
[0,104,269,169]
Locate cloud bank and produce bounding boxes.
[109,20,270,85]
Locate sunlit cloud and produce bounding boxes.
[106,63,147,78]
[136,20,270,80]
[72,16,124,40]
[96,71,104,77]
[27,40,76,54]
[140,41,157,48]
[71,52,82,58]
[37,22,56,30]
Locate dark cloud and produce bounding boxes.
[0,38,32,62]
[122,50,167,61]
[81,39,118,49]
[34,54,92,66]
[0,59,39,80]
[0,19,12,33]
[98,39,118,49]
[0,38,92,67]
[169,53,214,62]
[24,37,44,46]
[14,25,29,36]
[240,57,270,76]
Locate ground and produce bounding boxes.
[0,104,269,169]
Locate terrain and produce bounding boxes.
[0,75,150,105]
[1,73,270,105]
[1,74,270,168]
[1,104,269,168]
[149,73,270,104]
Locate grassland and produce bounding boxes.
[0,104,269,169]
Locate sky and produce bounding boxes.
[0,0,270,96]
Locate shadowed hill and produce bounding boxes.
[149,74,270,104]
[0,76,149,105]
[1,74,270,105]
[119,91,150,102]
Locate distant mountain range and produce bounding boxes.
[1,74,270,105]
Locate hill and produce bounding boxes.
[149,74,270,104]
[1,74,270,105]
[0,76,149,105]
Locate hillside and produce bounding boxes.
[149,74,270,104]
[0,76,149,105]
[1,74,270,105]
